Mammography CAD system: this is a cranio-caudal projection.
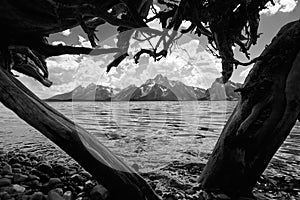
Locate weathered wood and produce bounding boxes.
[199,20,300,198]
[0,68,160,200]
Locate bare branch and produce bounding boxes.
[106,53,129,73]
[33,44,122,57]
[134,49,167,63]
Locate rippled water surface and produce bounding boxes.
[1,101,300,173]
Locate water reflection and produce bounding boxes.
[0,101,299,172]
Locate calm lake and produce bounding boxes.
[1,101,300,174]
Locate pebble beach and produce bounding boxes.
[0,145,300,200]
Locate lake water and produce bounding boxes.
[0,101,300,174]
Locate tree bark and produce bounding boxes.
[0,68,160,200]
[199,20,300,198]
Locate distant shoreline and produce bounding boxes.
[44,99,238,102]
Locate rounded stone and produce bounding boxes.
[11,163,22,168]
[63,191,72,200]
[12,184,26,193]
[0,191,11,200]
[12,168,22,174]
[28,174,40,181]
[30,192,46,200]
[80,171,92,179]
[31,161,39,166]
[84,180,94,190]
[48,190,64,200]
[1,163,12,175]
[70,174,85,183]
[36,163,53,175]
[51,188,63,196]
[7,157,19,165]
[52,164,66,175]
[47,178,62,189]
[0,178,11,187]
[13,173,28,183]
[28,154,38,161]
[38,173,50,183]
[90,184,109,200]
[24,180,41,188]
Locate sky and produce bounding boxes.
[16,0,300,99]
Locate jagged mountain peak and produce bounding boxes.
[86,83,96,88]
[154,74,168,82]
[47,74,242,101]
[145,74,169,85]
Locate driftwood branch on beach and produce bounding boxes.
[0,68,160,200]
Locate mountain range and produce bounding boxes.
[46,74,242,101]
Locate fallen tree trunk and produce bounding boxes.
[199,20,300,198]
[0,68,160,200]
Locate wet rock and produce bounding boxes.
[63,191,72,200]
[0,178,11,187]
[13,173,28,183]
[185,188,195,195]
[48,190,64,200]
[132,163,139,172]
[84,180,94,191]
[67,170,77,176]
[70,174,85,184]
[52,188,63,196]
[30,169,41,176]
[1,163,12,175]
[37,163,53,175]
[90,184,109,200]
[12,184,26,193]
[80,171,92,179]
[32,160,39,166]
[52,163,67,175]
[22,159,32,167]
[38,173,50,183]
[30,192,46,200]
[168,178,186,190]
[64,185,76,194]
[11,163,22,168]
[28,154,38,161]
[75,185,84,193]
[214,194,231,199]
[77,191,85,198]
[0,186,15,194]
[0,191,11,200]
[47,178,62,189]
[3,175,13,179]
[25,180,41,188]
[28,174,40,181]
[12,168,22,174]
[162,193,176,200]
[7,157,19,165]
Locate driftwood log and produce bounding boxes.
[199,20,300,198]
[0,68,160,200]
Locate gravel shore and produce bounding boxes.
[0,147,299,200]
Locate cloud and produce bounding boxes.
[60,29,71,36]
[240,66,253,79]
[20,26,223,98]
[260,0,298,15]
[52,41,66,46]
[77,35,92,48]
[181,20,192,29]
[46,54,81,70]
[104,38,221,90]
